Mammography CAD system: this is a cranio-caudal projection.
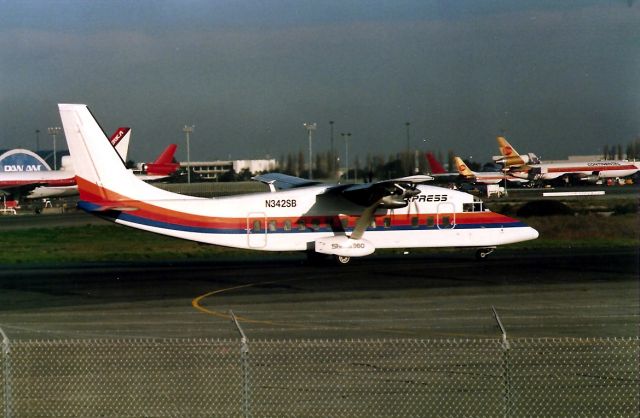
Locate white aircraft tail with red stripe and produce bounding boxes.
[58,104,178,204]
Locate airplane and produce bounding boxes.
[492,136,540,167]
[426,153,527,186]
[493,136,640,184]
[1,129,180,202]
[59,103,539,263]
[0,127,131,201]
[133,143,179,181]
[453,156,528,185]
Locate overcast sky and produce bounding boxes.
[1,0,638,163]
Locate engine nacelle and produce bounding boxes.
[493,153,539,167]
[493,155,528,166]
[582,174,600,183]
[314,236,375,257]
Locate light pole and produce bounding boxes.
[405,122,411,174]
[329,121,335,175]
[341,132,352,181]
[303,122,316,179]
[183,125,195,183]
[47,126,62,170]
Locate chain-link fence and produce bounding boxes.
[0,336,638,417]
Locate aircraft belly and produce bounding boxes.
[366,226,537,248]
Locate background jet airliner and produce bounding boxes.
[425,153,526,186]
[60,103,538,263]
[453,156,528,185]
[0,127,130,201]
[0,129,180,202]
[494,136,640,184]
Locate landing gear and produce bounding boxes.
[475,247,496,260]
[335,255,351,265]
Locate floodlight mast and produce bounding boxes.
[183,125,195,183]
[303,122,317,179]
[340,132,352,181]
[47,126,62,170]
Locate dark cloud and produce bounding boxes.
[1,0,638,162]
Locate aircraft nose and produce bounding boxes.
[526,226,539,241]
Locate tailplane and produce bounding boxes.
[426,152,447,174]
[493,136,540,167]
[58,104,175,205]
[454,156,475,178]
[145,144,180,176]
[110,127,131,161]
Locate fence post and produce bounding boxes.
[0,326,12,418]
[230,310,251,418]
[492,306,510,418]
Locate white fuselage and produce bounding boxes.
[509,161,640,181]
[90,183,538,253]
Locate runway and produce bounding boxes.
[0,247,637,341]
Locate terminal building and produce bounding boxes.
[181,159,277,180]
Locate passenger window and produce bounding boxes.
[284,220,292,231]
[411,217,419,228]
[341,218,349,229]
[268,220,277,232]
[312,219,320,231]
[252,220,262,232]
[384,217,391,228]
[426,216,434,227]
[297,220,306,231]
[442,216,451,227]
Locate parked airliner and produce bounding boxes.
[494,136,640,184]
[0,128,130,200]
[454,157,527,185]
[59,104,538,263]
[0,129,179,202]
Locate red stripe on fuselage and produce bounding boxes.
[76,177,522,230]
[547,164,637,173]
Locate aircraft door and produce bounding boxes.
[437,202,456,229]
[247,212,267,248]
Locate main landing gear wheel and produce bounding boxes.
[335,255,351,265]
[475,247,496,260]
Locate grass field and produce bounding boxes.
[1,213,637,265]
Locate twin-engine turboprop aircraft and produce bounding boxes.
[59,104,538,263]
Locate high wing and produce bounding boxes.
[333,175,433,208]
[331,175,433,239]
[254,173,433,240]
[253,173,323,191]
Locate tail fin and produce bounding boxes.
[110,127,131,161]
[495,136,530,167]
[145,144,179,176]
[497,136,520,157]
[58,104,172,205]
[454,156,475,177]
[426,152,447,174]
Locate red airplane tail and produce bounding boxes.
[426,152,447,174]
[145,144,179,176]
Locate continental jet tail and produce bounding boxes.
[60,104,538,263]
[492,136,540,167]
